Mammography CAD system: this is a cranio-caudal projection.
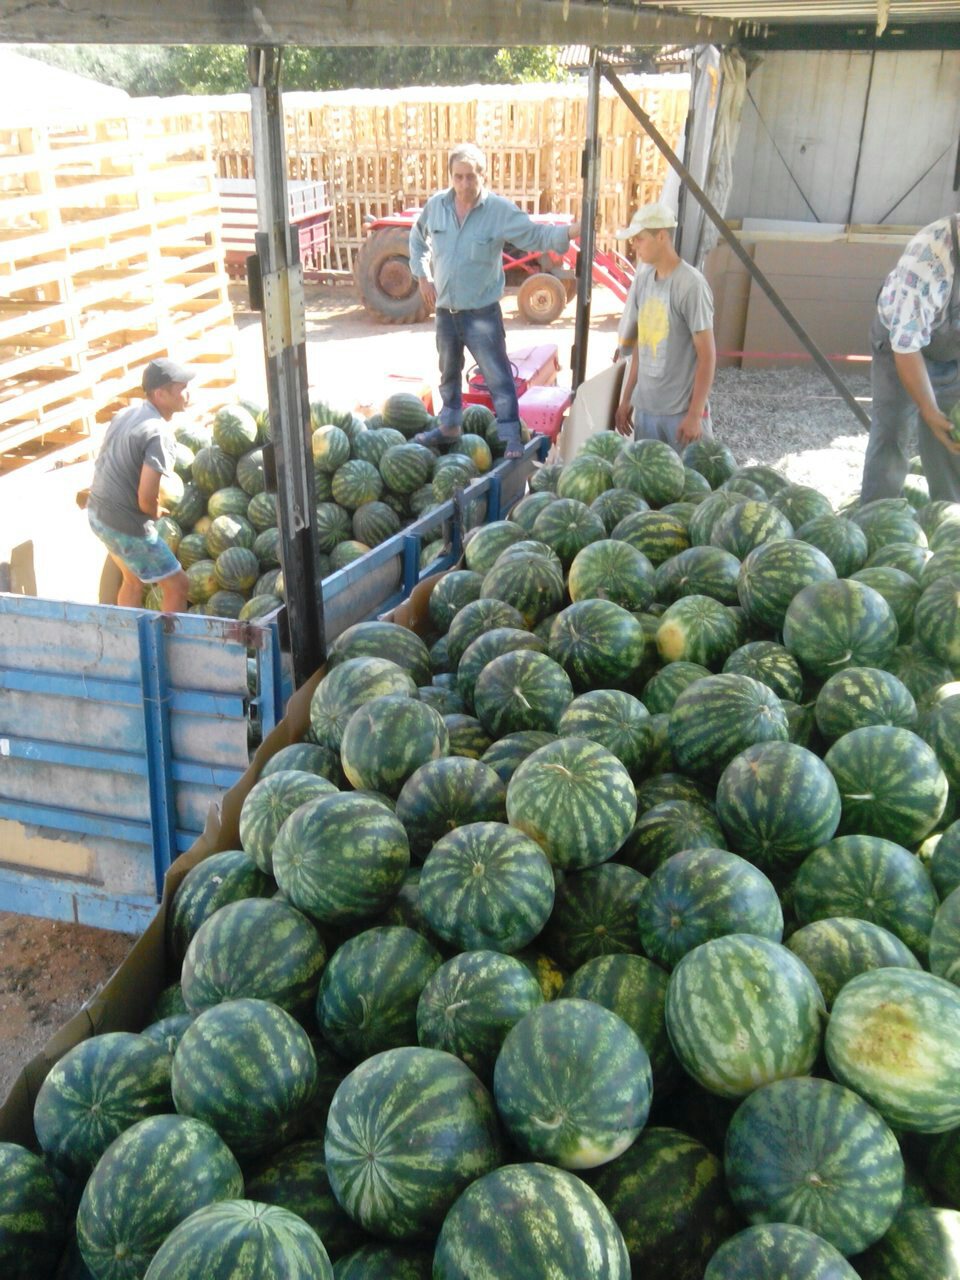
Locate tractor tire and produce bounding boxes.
[517,272,568,325]
[354,226,431,324]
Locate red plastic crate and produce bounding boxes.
[518,385,573,442]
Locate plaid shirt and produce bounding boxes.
[878,216,958,354]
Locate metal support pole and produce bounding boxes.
[603,65,871,431]
[138,614,177,899]
[571,50,602,392]
[247,45,326,686]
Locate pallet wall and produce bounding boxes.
[199,77,689,273]
[0,104,239,478]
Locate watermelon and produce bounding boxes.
[333,1244,433,1278]
[142,1199,332,1278]
[76,1115,244,1280]
[716,742,842,878]
[324,1046,501,1241]
[382,392,432,435]
[213,545,259,593]
[558,953,676,1093]
[737,538,837,631]
[0,1142,66,1278]
[473,648,573,736]
[826,967,960,1132]
[929,886,960,984]
[141,1014,193,1057]
[782,578,899,678]
[557,688,652,775]
[590,486,649,533]
[445,717,505,761]
[654,545,742,606]
[259,742,340,782]
[206,485,251,520]
[450,432,493,473]
[724,1075,903,1255]
[506,735,637,870]
[212,404,259,457]
[723,640,804,701]
[634,771,714,812]
[710,499,794,559]
[185,558,219,604]
[171,998,318,1157]
[915,575,960,668]
[238,769,337,873]
[235,448,266,497]
[795,514,870,576]
[824,724,948,846]
[380,443,433,495]
[556,453,615,505]
[931,819,960,897]
[427,569,484,632]
[923,690,960,789]
[865,539,932,579]
[205,513,255,557]
[637,847,783,970]
[394,756,506,861]
[668,672,789,781]
[852,564,922,639]
[855,1207,960,1280]
[494,999,652,1168]
[480,729,557,785]
[309,657,418,749]
[480,553,565,628]
[203,589,246,619]
[682,438,737,488]
[591,1126,739,1280]
[328,621,432,686]
[612,508,690,566]
[192,445,237,494]
[655,594,740,669]
[580,430,626,463]
[332,459,384,509]
[786,917,922,1013]
[612,438,687,507]
[509,489,559,532]
[416,950,543,1082]
[814,665,918,741]
[316,926,442,1062]
[166,848,272,963]
[618,799,725,877]
[705,1223,859,1279]
[548,598,650,690]
[456,627,547,713]
[665,934,825,1098]
[543,862,647,966]
[792,834,938,961]
[330,540,371,571]
[462,521,526,574]
[559,538,654,610]
[339,695,448,796]
[641,660,711,713]
[854,504,928,555]
[445,597,525,668]
[531,497,607,567]
[771,483,834,528]
[314,502,352,552]
[688,490,743,546]
[419,821,554,953]
[239,592,282,621]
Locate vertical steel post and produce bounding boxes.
[570,50,602,391]
[137,614,177,899]
[248,46,325,686]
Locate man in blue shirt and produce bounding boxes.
[409,143,579,458]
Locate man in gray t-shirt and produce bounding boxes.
[88,358,194,611]
[613,202,716,451]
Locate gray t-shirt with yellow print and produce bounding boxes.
[620,260,714,417]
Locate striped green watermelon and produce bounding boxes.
[192,445,236,494]
[724,1076,903,1255]
[473,649,573,736]
[185,558,219,604]
[205,513,255,557]
[260,742,340,782]
[330,540,371,572]
[206,486,251,520]
[688,490,742,546]
[328,621,432,686]
[682,465,714,499]
[915,575,960,669]
[920,543,960,591]
[480,554,565,628]
[556,454,615,505]
[141,1013,193,1057]
[854,503,928,555]
[709,499,793,559]
[450,431,493,473]
[180,896,327,1013]
[770,484,834,527]
[316,926,442,1063]
[419,821,553,952]
[557,688,652,775]
[312,424,351,473]
[212,545,258,593]
[547,599,649,690]
[176,529,210,569]
[166,848,272,963]
[723,640,804,701]
[824,725,948,845]
[462,520,526,574]
[929,885,960,984]
[239,593,282,622]
[427,569,485,631]
[506,736,637,869]
[332,459,384,509]
[380,444,433,494]
[814,665,918,741]
[494,999,652,1168]
[433,1162,630,1279]
[590,487,648,534]
[567,538,656,611]
[682,438,737,488]
[339,695,448,796]
[782,578,899,679]
[705,1223,859,1279]
[654,545,741,607]
[716,742,842,878]
[543,862,646,967]
[324,1046,501,1240]
[852,564,922,639]
[795,514,870,577]
[727,464,789,497]
[171,998,318,1157]
[641,660,710,713]
[33,1032,172,1177]
[314,502,352,552]
[239,769,337,873]
[254,564,284,600]
[243,1139,363,1260]
[591,1126,739,1280]
[793,835,936,962]
[612,508,690,566]
[382,392,432,435]
[656,594,740,669]
[394,757,506,861]
[785,916,921,1009]
[737,538,837,631]
[531,497,607,567]
[271,792,409,925]
[0,1142,67,1278]
[309,657,418,749]
[509,489,558,532]
[667,672,789,781]
[665,935,824,1098]
[432,457,477,502]
[480,729,557,786]
[212,404,259,457]
[637,848,783,970]
[855,1207,960,1280]
[922,690,960,790]
[333,1244,433,1278]
[416,950,543,1082]
[580,430,626,463]
[142,1199,332,1278]
[612,438,686,507]
[826,968,960,1132]
[634,771,714,812]
[445,597,525,667]
[76,1115,244,1280]
[617,799,724,877]
[931,820,960,897]
[865,538,932,580]
[351,500,401,547]
[203,589,246,619]
[456,627,547,713]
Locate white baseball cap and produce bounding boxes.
[615,201,678,238]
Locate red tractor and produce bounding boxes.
[354,209,635,326]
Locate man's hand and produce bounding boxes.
[923,405,960,455]
[418,278,437,308]
[614,401,634,438]
[568,221,581,241]
[676,409,704,447]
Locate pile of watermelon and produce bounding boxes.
[6,428,960,1278]
[150,392,508,619]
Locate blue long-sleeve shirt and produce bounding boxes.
[409,188,572,312]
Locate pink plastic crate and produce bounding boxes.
[518,385,573,442]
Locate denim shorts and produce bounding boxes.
[88,507,181,583]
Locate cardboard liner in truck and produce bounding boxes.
[0,572,444,1149]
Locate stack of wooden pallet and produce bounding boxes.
[0,103,238,479]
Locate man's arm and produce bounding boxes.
[137,464,163,520]
[494,201,579,256]
[615,348,639,437]
[409,207,437,308]
[894,350,960,454]
[677,329,717,447]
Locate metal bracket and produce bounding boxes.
[261,264,306,358]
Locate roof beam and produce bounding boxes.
[0,0,733,48]
[738,18,960,48]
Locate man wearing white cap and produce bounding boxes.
[613,201,716,450]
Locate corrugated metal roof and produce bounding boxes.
[651,1,957,26]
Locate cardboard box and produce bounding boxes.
[0,574,443,1149]
[703,241,756,370]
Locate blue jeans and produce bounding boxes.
[634,407,713,451]
[435,303,521,446]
